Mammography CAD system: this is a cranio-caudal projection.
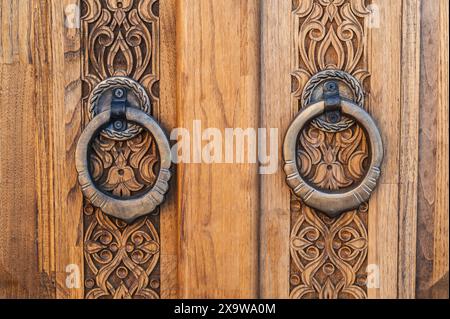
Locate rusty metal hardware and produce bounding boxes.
[283,80,384,218]
[76,77,172,223]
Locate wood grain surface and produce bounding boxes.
[416,0,449,299]
[0,0,83,298]
[367,0,402,299]
[398,0,421,299]
[259,0,291,299]
[53,0,84,299]
[160,0,179,299]
[177,0,260,298]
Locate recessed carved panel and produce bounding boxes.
[81,0,161,299]
[290,0,371,299]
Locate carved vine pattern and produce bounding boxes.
[290,0,372,299]
[81,0,161,299]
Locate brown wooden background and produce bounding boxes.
[0,0,448,299]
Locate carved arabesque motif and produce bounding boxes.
[290,203,368,299]
[81,0,159,93]
[81,0,161,299]
[292,0,371,96]
[84,205,160,299]
[290,0,371,299]
[90,131,160,197]
[297,125,369,191]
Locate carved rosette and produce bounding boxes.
[81,0,161,299]
[290,0,372,299]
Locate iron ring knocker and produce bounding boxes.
[283,80,384,218]
[76,80,172,223]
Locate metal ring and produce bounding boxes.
[283,99,383,217]
[76,107,172,223]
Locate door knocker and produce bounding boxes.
[283,73,383,218]
[76,77,172,223]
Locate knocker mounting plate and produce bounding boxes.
[89,77,152,141]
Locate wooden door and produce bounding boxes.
[0,0,448,299]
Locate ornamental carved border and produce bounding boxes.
[81,0,161,299]
[290,0,372,299]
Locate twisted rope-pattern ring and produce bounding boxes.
[301,70,365,132]
[89,77,152,141]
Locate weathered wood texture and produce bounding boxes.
[0,0,43,296]
[398,0,421,299]
[0,0,83,298]
[416,0,449,299]
[367,0,449,299]
[177,0,260,298]
[53,0,84,299]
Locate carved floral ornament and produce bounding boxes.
[84,206,161,299]
[90,130,159,197]
[298,125,368,191]
[290,204,368,299]
[82,0,159,95]
[292,0,371,97]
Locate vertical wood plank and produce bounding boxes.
[0,64,46,298]
[416,0,449,299]
[52,0,84,299]
[0,0,55,298]
[432,0,449,299]
[0,0,83,298]
[160,0,179,299]
[398,0,421,299]
[368,0,402,299]
[32,0,84,298]
[416,0,439,298]
[259,0,291,299]
[177,0,260,298]
[33,0,56,293]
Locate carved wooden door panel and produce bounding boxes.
[0,0,178,299]
[259,0,449,299]
[0,0,448,300]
